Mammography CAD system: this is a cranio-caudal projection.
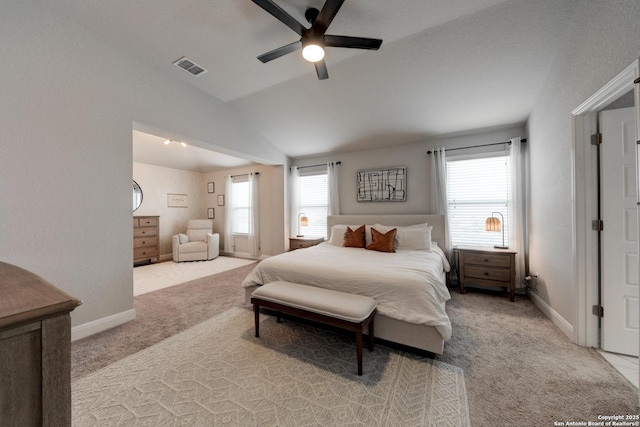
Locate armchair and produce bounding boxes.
[172,219,220,262]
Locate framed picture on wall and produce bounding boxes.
[207,182,215,193]
[207,208,215,219]
[217,195,225,206]
[167,193,188,208]
[356,166,407,202]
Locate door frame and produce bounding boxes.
[571,59,640,348]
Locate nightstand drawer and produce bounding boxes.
[290,241,311,250]
[457,246,517,301]
[289,237,324,250]
[464,265,511,282]
[463,252,511,268]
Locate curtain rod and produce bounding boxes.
[229,172,260,178]
[426,139,526,155]
[295,161,341,169]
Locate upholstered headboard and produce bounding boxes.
[327,215,446,248]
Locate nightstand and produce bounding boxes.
[289,236,324,251]
[457,246,517,301]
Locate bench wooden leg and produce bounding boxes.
[368,316,375,351]
[254,304,260,338]
[356,330,363,376]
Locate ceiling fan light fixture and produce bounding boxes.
[302,43,325,63]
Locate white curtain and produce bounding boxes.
[509,137,526,286]
[428,148,452,260]
[248,172,260,258]
[327,162,340,215]
[223,175,234,254]
[290,166,301,236]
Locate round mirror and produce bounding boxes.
[133,180,143,212]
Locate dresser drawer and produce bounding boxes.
[134,227,157,237]
[134,237,156,248]
[137,217,158,227]
[134,247,158,260]
[464,252,511,268]
[464,264,511,282]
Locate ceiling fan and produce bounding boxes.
[252,0,383,80]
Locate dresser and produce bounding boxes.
[289,236,325,251]
[134,216,159,264]
[0,261,81,426]
[458,246,517,301]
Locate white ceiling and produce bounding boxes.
[52,0,579,166]
[132,130,254,173]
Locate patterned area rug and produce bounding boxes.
[133,257,256,296]
[72,308,469,426]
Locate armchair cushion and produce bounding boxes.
[179,241,208,254]
[178,233,189,244]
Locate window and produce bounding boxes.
[298,170,329,237]
[446,154,511,247]
[231,176,249,234]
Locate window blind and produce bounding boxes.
[231,177,249,234]
[299,173,328,237]
[446,155,511,247]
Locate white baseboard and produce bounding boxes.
[528,291,575,341]
[221,251,269,261]
[71,309,136,342]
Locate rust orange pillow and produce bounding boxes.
[343,225,366,248]
[366,227,397,252]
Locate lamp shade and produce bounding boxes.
[485,216,501,232]
[299,215,309,226]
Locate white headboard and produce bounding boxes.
[327,214,446,248]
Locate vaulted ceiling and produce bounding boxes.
[51,0,579,163]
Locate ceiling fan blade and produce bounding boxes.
[324,35,383,50]
[314,0,345,34]
[252,0,305,36]
[314,60,329,80]
[257,40,302,63]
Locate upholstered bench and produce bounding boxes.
[251,281,377,376]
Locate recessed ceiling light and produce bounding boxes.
[164,139,171,145]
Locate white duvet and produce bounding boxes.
[242,243,452,340]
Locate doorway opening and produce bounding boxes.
[572,60,640,388]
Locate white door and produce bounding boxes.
[601,107,638,356]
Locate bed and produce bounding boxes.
[242,214,451,354]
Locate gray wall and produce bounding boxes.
[294,126,525,215]
[133,162,206,258]
[0,2,286,334]
[527,0,640,331]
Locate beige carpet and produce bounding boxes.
[72,307,470,426]
[134,257,256,295]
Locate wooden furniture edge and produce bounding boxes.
[251,296,376,375]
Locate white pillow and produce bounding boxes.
[328,225,373,246]
[178,233,189,244]
[373,223,432,251]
